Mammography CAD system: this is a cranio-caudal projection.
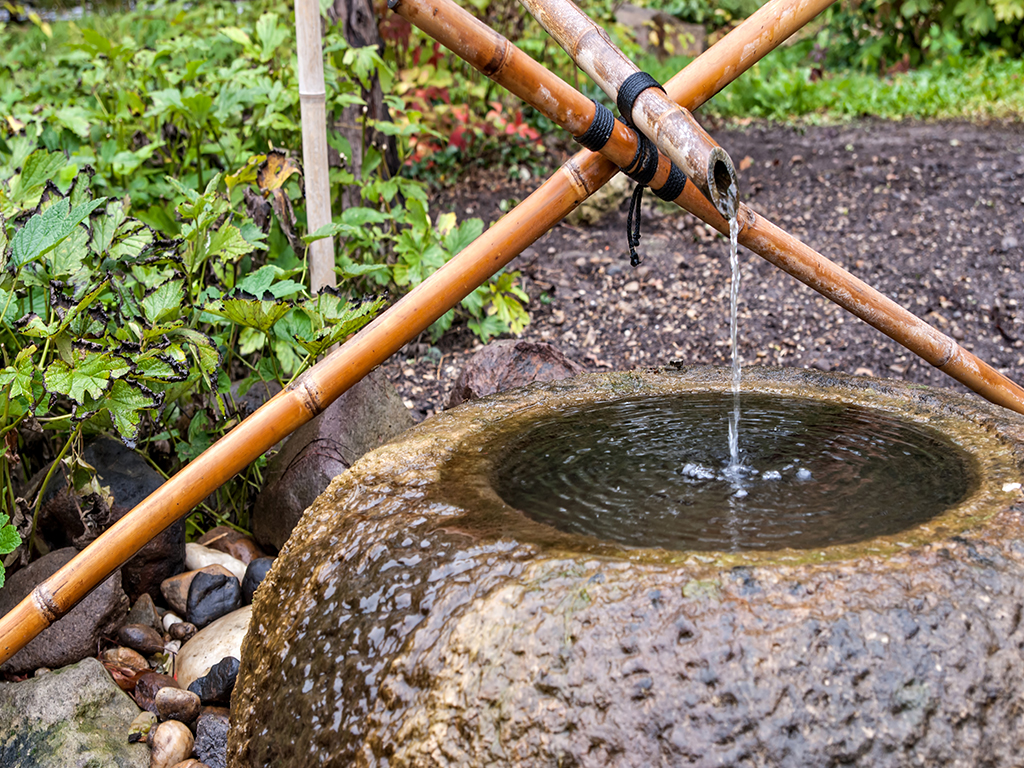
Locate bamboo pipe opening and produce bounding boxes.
[709,148,738,218]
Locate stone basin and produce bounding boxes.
[229,366,1024,767]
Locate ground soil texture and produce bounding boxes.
[385,120,1024,420]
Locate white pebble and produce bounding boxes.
[184,542,247,581]
[796,468,813,481]
[1002,482,1021,493]
[162,612,183,631]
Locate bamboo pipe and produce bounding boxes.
[296,0,337,292]
[0,0,848,666]
[395,0,1024,415]
[520,0,738,217]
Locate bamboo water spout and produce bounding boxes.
[0,0,870,666]
[519,0,738,217]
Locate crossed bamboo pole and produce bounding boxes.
[1,0,1021,665]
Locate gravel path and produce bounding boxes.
[386,120,1024,420]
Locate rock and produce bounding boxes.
[163,611,184,631]
[161,564,237,615]
[252,367,414,552]
[0,657,149,766]
[118,623,166,656]
[102,646,150,675]
[186,571,242,628]
[169,621,197,643]
[187,656,239,705]
[446,340,584,408]
[1002,233,1019,252]
[240,557,274,605]
[229,368,1024,767]
[127,709,158,744]
[127,593,162,632]
[34,437,185,601]
[133,671,178,714]
[614,2,705,58]
[566,172,630,226]
[184,543,247,581]
[195,706,230,768]
[155,687,201,724]
[149,720,194,768]
[175,606,251,690]
[197,526,265,565]
[170,761,210,768]
[0,547,129,675]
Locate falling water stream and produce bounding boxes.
[727,211,742,474]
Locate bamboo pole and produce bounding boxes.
[393,0,1024,416]
[520,0,740,216]
[0,0,869,666]
[296,0,337,293]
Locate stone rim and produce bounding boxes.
[379,366,1024,569]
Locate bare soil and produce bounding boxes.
[387,120,1024,420]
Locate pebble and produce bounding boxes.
[155,686,202,724]
[195,706,230,768]
[1001,234,1018,252]
[126,593,162,632]
[149,720,195,768]
[162,565,237,615]
[163,611,184,631]
[197,526,265,565]
[170,761,211,768]
[101,646,150,674]
[241,557,274,605]
[127,710,158,744]
[175,606,251,690]
[187,571,242,628]
[170,621,198,642]
[187,656,240,705]
[117,623,166,656]
[134,671,179,714]
[185,542,247,581]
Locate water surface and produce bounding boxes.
[493,393,974,551]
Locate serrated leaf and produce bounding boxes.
[45,352,130,403]
[205,297,291,332]
[10,197,106,269]
[14,150,68,203]
[208,223,256,261]
[293,296,383,356]
[91,199,128,254]
[168,327,220,375]
[103,379,161,448]
[141,280,184,325]
[444,217,485,255]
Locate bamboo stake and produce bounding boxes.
[0,0,862,666]
[296,0,337,292]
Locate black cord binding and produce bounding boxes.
[574,101,615,152]
[617,71,664,126]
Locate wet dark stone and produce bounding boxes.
[230,368,1024,768]
[195,706,231,768]
[240,557,274,605]
[251,368,414,552]
[0,548,128,675]
[169,621,197,642]
[133,672,178,715]
[118,623,166,656]
[154,686,201,724]
[445,339,583,408]
[186,572,241,629]
[126,593,162,632]
[187,657,239,705]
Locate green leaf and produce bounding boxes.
[220,26,253,47]
[44,352,130,404]
[256,12,288,61]
[9,197,106,270]
[168,327,220,376]
[14,150,68,203]
[444,218,485,255]
[141,280,185,326]
[205,297,291,333]
[103,379,161,448]
[208,223,256,261]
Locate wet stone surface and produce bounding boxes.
[230,369,1024,767]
